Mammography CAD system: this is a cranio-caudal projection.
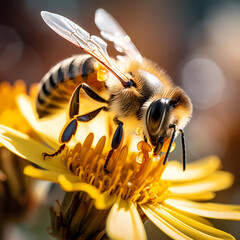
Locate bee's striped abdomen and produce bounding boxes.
[36,54,105,118]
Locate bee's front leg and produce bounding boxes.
[42,106,108,160]
[42,83,108,160]
[111,117,123,150]
[104,117,123,173]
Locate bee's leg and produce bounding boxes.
[42,118,78,159]
[104,118,123,173]
[43,83,108,159]
[61,106,108,142]
[69,83,108,118]
[111,118,123,149]
[62,106,108,143]
[42,144,66,160]
[76,106,109,122]
[42,106,109,159]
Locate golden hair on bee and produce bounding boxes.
[161,87,192,125]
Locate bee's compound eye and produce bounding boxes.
[147,101,164,133]
[146,98,169,141]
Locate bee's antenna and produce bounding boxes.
[179,129,186,171]
[163,124,177,166]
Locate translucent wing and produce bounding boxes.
[95,8,142,62]
[41,11,131,87]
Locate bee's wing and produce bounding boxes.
[95,8,142,62]
[41,11,130,86]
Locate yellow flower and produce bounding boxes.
[0,81,48,228]
[0,80,37,133]
[0,94,239,240]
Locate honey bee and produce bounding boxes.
[38,9,192,171]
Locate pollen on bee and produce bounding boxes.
[135,127,142,136]
[94,62,108,82]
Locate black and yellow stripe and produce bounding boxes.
[36,54,105,118]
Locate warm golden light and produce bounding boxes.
[0,94,239,240]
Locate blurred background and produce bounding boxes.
[1,0,240,239]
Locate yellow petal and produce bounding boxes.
[164,198,240,220]
[106,199,147,240]
[142,204,236,240]
[162,156,221,182]
[170,171,234,195]
[17,95,61,149]
[24,165,78,183]
[170,192,216,201]
[169,208,214,227]
[24,165,59,182]
[58,175,117,210]
[141,204,191,240]
[0,124,65,171]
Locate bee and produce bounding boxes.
[38,9,192,171]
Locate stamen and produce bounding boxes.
[61,133,172,205]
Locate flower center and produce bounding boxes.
[61,133,172,205]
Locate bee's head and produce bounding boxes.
[145,89,192,155]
